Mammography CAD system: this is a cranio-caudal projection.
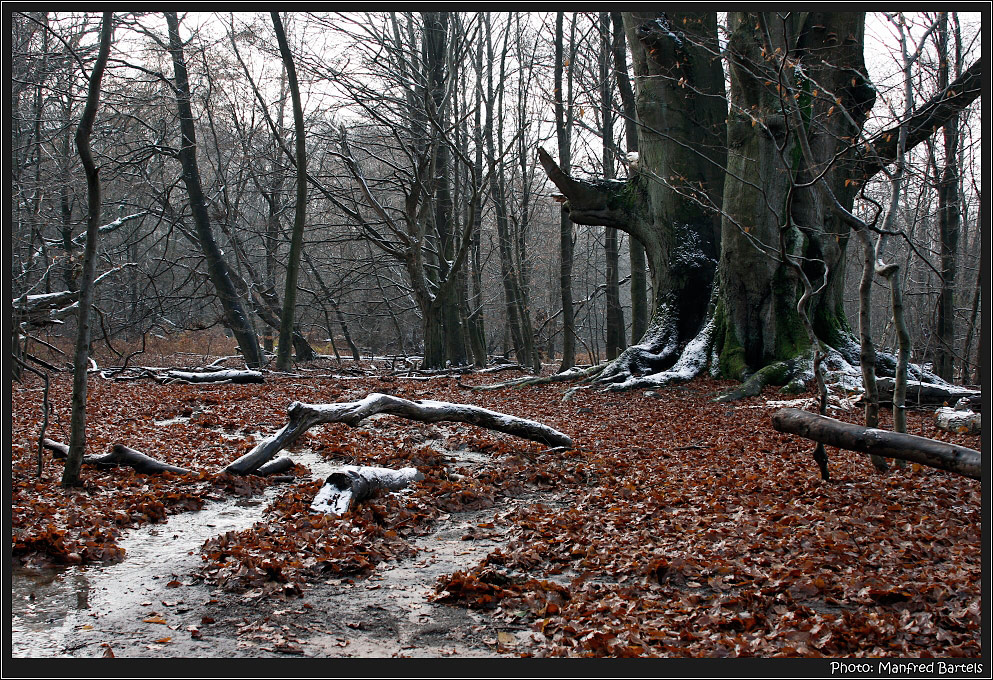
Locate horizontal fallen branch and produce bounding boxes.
[310,466,424,515]
[160,369,264,384]
[771,408,981,480]
[225,393,573,475]
[43,439,190,475]
[874,378,980,407]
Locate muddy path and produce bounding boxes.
[11,427,552,658]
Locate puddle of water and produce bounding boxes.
[10,424,531,658]
[10,447,339,658]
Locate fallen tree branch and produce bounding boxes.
[310,466,424,515]
[159,369,264,384]
[44,438,191,475]
[874,378,980,407]
[224,393,574,475]
[770,408,980,479]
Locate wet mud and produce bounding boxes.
[11,424,545,658]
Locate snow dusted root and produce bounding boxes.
[310,466,424,515]
[600,314,717,393]
[468,364,605,392]
[224,393,574,475]
[593,306,683,388]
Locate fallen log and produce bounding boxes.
[43,439,190,475]
[771,408,981,479]
[224,392,573,475]
[310,466,424,515]
[934,407,981,435]
[874,378,980,407]
[161,369,264,384]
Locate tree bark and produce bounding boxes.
[771,408,981,479]
[64,11,113,488]
[224,393,573,475]
[165,12,263,370]
[271,12,309,371]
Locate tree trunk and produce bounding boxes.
[771,408,981,479]
[610,11,648,345]
[64,11,113,488]
[539,12,981,396]
[165,12,263,370]
[933,407,980,435]
[934,12,961,382]
[47,439,190,475]
[600,12,624,361]
[160,369,264,384]
[555,12,576,371]
[271,12,309,371]
[873,377,979,407]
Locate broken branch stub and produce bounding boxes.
[224,393,574,475]
[771,408,981,479]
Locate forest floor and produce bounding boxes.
[10,353,983,659]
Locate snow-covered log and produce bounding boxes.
[44,439,190,475]
[934,408,981,435]
[874,378,979,407]
[13,264,137,331]
[161,369,264,384]
[771,408,981,479]
[310,466,424,515]
[225,393,573,475]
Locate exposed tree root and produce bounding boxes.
[466,364,605,391]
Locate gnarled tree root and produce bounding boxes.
[224,393,573,475]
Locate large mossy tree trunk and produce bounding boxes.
[715,12,874,379]
[543,11,727,385]
[540,11,982,396]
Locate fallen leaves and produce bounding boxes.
[10,361,983,658]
